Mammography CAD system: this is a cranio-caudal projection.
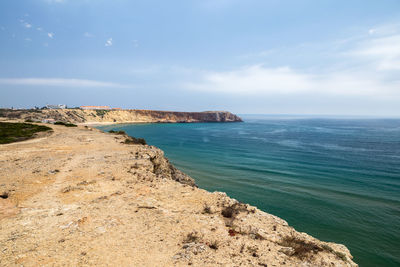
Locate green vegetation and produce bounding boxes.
[123,136,147,145]
[54,121,78,127]
[0,122,52,144]
[279,235,323,259]
[95,109,109,117]
[321,244,347,261]
[109,130,126,135]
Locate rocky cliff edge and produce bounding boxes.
[0,124,357,266]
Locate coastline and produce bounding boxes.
[0,109,243,124]
[0,123,357,266]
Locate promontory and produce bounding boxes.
[0,121,357,266]
[0,108,243,124]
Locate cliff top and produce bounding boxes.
[0,123,356,266]
[0,108,243,124]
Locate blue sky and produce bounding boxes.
[1,0,400,116]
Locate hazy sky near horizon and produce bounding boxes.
[1,0,400,116]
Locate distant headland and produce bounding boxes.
[0,106,243,124]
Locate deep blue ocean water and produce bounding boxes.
[97,115,400,267]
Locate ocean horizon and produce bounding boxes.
[97,115,400,267]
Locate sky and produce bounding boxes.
[0,0,400,116]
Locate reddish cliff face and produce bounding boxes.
[0,109,243,124]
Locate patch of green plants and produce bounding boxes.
[123,136,147,145]
[0,122,52,144]
[321,244,347,261]
[54,121,77,127]
[95,109,109,117]
[279,235,322,259]
[109,130,126,135]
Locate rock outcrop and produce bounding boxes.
[0,124,357,266]
[0,109,243,124]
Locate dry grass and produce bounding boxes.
[279,235,322,259]
[184,232,200,243]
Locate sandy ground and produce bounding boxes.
[0,124,357,266]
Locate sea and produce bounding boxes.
[97,115,400,267]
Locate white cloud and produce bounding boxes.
[183,64,399,99]
[350,34,400,71]
[37,27,43,31]
[47,32,54,39]
[184,22,400,100]
[25,38,32,42]
[0,78,127,88]
[105,38,113,47]
[23,22,32,29]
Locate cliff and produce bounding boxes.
[0,109,243,124]
[0,123,357,266]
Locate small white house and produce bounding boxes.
[46,104,66,109]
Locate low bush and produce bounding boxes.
[279,235,322,259]
[123,136,147,145]
[95,109,109,117]
[0,122,52,144]
[109,130,126,135]
[54,121,77,127]
[184,232,200,243]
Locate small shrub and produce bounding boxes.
[279,235,322,259]
[209,240,219,250]
[109,130,126,135]
[184,232,200,243]
[123,136,147,145]
[247,246,259,257]
[54,121,77,127]
[221,203,247,218]
[25,119,34,122]
[335,251,347,261]
[321,244,347,262]
[202,204,212,214]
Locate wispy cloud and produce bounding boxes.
[23,22,32,29]
[349,34,400,71]
[0,78,127,88]
[184,22,400,100]
[183,65,398,97]
[84,32,94,38]
[105,38,113,47]
[47,32,54,39]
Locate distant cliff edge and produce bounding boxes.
[0,109,243,124]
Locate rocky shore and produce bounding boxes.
[0,124,357,266]
[0,109,243,124]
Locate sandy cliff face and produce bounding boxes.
[0,124,357,266]
[0,109,243,124]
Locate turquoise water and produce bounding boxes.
[97,115,400,267]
